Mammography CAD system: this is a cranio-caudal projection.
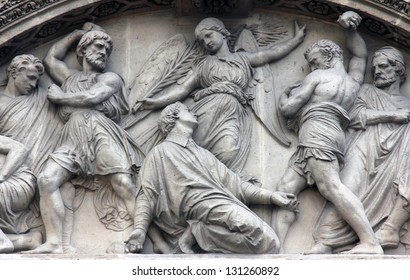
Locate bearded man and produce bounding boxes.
[29,24,143,253]
[311,46,410,253]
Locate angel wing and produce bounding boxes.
[121,34,202,153]
[235,27,291,147]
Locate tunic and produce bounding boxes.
[50,72,142,179]
[288,102,350,185]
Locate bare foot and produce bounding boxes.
[306,243,332,254]
[63,245,77,254]
[375,227,400,249]
[342,243,383,255]
[22,242,63,254]
[178,227,196,254]
[0,237,14,253]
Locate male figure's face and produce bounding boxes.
[13,66,39,96]
[178,105,199,129]
[306,47,330,72]
[84,39,110,71]
[196,29,224,54]
[372,55,398,89]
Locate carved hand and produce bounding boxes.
[391,109,410,124]
[271,192,299,212]
[293,21,307,43]
[0,174,6,183]
[193,89,207,102]
[47,84,64,102]
[338,11,362,31]
[125,228,146,253]
[139,98,158,111]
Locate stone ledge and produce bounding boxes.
[1,253,409,260]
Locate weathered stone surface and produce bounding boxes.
[0,0,409,256]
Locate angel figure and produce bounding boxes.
[124,18,306,173]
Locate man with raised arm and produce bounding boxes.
[311,47,410,253]
[274,11,383,254]
[28,23,143,253]
[125,102,298,254]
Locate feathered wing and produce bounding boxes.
[235,28,291,146]
[121,34,202,153]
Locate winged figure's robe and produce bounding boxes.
[191,53,253,172]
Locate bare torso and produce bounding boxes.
[308,68,360,111]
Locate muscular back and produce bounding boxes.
[306,67,360,111]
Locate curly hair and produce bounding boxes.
[76,30,113,66]
[304,39,344,67]
[7,54,44,79]
[158,102,183,137]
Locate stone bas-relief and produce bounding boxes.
[127,101,298,254]
[311,46,410,253]
[0,54,63,253]
[274,11,382,255]
[28,23,144,254]
[1,5,410,256]
[129,17,305,173]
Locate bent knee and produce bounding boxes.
[110,174,136,196]
[257,225,280,254]
[37,173,59,194]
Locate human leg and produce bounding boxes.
[108,173,137,219]
[0,229,13,253]
[308,158,382,254]
[376,196,410,249]
[272,167,306,251]
[147,224,173,254]
[190,203,279,254]
[309,151,367,254]
[6,229,43,252]
[61,182,76,253]
[25,160,72,253]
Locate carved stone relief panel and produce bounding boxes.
[0,1,410,256]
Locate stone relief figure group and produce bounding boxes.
[0,9,409,255]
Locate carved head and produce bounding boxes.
[7,54,44,96]
[372,46,406,87]
[304,39,343,71]
[158,101,182,137]
[158,102,198,137]
[195,18,230,53]
[76,30,113,69]
[195,18,231,38]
